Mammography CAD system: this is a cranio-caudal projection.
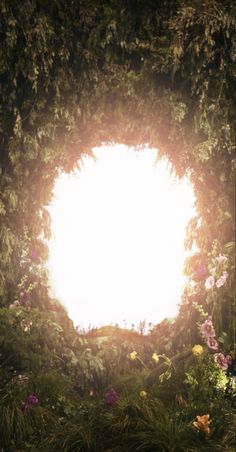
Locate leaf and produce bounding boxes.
[0,200,6,216]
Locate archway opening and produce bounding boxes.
[47,144,195,331]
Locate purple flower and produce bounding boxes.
[215,271,228,288]
[207,336,218,351]
[195,263,208,281]
[25,394,39,405]
[104,389,118,407]
[200,318,216,339]
[205,276,215,290]
[214,353,232,370]
[21,394,39,412]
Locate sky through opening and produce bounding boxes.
[48,145,195,330]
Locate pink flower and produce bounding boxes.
[30,248,39,261]
[207,336,218,351]
[194,262,208,281]
[214,353,232,370]
[216,271,228,288]
[195,263,208,281]
[200,318,216,339]
[215,255,228,264]
[205,276,215,290]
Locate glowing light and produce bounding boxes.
[48,145,195,330]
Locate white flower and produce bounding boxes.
[215,255,228,264]
[205,276,215,290]
[216,271,228,288]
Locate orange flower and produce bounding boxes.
[193,414,211,434]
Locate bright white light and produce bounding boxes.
[48,145,195,330]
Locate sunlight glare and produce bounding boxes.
[48,145,195,330]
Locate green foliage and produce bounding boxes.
[0,377,58,451]
[0,312,235,451]
[41,381,235,451]
[40,415,102,452]
[185,352,229,403]
[0,0,235,449]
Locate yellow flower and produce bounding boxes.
[130,351,137,361]
[140,390,147,398]
[152,352,159,363]
[192,345,204,356]
[193,414,211,434]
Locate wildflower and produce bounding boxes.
[216,271,228,288]
[215,255,228,264]
[130,351,137,361]
[200,318,216,339]
[21,394,39,412]
[214,353,232,370]
[210,267,216,275]
[31,248,39,261]
[152,352,159,363]
[192,345,204,356]
[193,414,211,434]
[207,336,218,351]
[140,390,147,398]
[104,389,118,407]
[195,263,208,281]
[25,394,39,405]
[205,276,215,290]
